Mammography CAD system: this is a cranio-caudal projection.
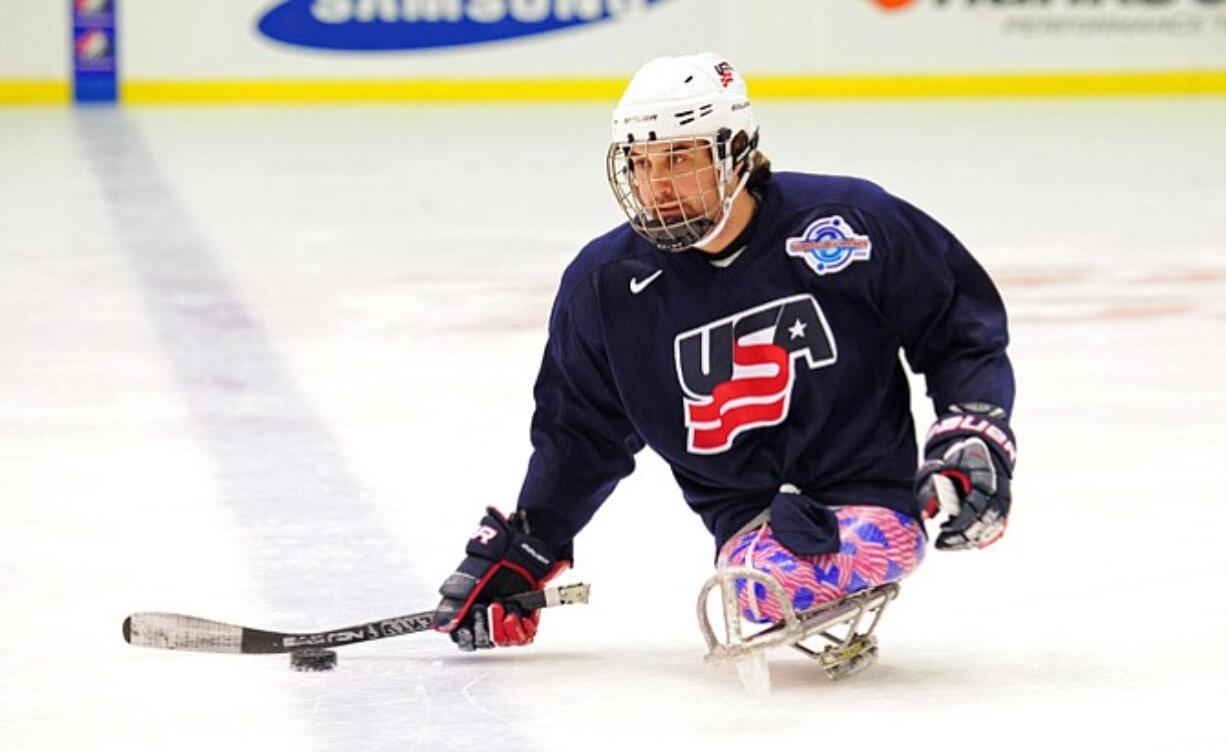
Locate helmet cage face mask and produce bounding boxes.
[606,128,752,252]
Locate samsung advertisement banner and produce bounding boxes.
[256,0,673,51]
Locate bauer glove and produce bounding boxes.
[915,403,1017,551]
[432,507,568,651]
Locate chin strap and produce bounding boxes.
[692,164,753,251]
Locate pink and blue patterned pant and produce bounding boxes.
[716,506,925,624]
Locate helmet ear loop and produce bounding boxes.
[722,127,760,208]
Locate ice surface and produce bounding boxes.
[1,98,1224,751]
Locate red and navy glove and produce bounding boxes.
[432,507,568,651]
[915,403,1017,551]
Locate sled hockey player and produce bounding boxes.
[432,52,1017,685]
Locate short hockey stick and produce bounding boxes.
[123,582,590,655]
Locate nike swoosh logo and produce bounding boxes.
[630,270,663,294]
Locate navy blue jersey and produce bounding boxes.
[515,172,1014,559]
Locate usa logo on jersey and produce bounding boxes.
[785,215,872,277]
[674,295,837,454]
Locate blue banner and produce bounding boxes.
[72,0,117,103]
[257,0,671,51]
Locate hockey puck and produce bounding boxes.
[290,648,337,672]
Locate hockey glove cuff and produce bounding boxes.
[915,403,1017,551]
[432,507,569,650]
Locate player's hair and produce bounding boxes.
[727,128,771,189]
[745,148,772,189]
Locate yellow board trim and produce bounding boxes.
[120,71,1226,103]
[4,71,1226,105]
[121,78,628,104]
[753,71,1226,98]
[0,81,71,105]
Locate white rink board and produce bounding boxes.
[6,0,1226,80]
[0,1,68,78]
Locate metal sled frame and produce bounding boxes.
[697,567,900,681]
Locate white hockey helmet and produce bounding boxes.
[606,53,759,251]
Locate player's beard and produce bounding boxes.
[634,183,718,249]
[644,198,712,234]
[642,213,714,241]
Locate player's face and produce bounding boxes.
[627,140,720,225]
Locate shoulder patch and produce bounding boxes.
[784,215,872,277]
